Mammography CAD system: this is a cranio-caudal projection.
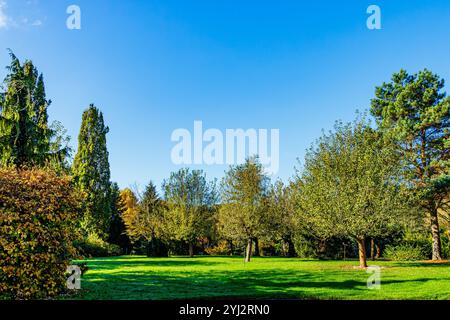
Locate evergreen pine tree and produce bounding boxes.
[371,69,450,260]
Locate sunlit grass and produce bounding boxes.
[69,256,450,300]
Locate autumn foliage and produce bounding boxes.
[0,168,80,299]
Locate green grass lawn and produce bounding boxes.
[70,255,450,300]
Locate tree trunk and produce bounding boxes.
[245,239,253,262]
[375,244,381,259]
[286,238,296,257]
[356,237,368,268]
[254,238,260,256]
[317,239,326,259]
[342,243,346,260]
[188,242,194,258]
[370,238,375,261]
[146,240,153,257]
[148,238,159,257]
[430,208,443,260]
[228,240,234,256]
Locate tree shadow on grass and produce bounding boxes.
[77,266,441,300]
[71,256,450,299]
[84,258,223,270]
[391,261,450,268]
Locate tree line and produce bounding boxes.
[0,51,448,268]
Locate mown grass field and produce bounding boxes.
[70,256,450,300]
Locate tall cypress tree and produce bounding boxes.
[72,104,112,239]
[0,51,51,166]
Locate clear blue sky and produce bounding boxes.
[1,0,450,191]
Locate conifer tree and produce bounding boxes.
[0,51,51,166]
[108,182,131,252]
[371,69,450,260]
[72,104,112,238]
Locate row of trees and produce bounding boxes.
[117,69,449,267]
[119,140,405,268]
[1,52,448,270]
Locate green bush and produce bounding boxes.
[384,244,427,261]
[74,233,122,258]
[293,235,317,258]
[0,168,80,299]
[441,236,450,259]
[398,233,450,260]
[402,236,432,259]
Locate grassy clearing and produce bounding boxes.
[70,256,450,300]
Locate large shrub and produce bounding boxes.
[0,168,80,299]
[393,232,450,260]
[384,244,427,261]
[74,233,122,257]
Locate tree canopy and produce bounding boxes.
[295,118,409,267]
[0,51,69,168]
[218,157,270,262]
[163,168,218,257]
[371,69,450,260]
[72,104,112,239]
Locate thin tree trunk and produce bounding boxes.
[245,239,253,262]
[375,244,381,259]
[356,237,368,268]
[430,208,443,260]
[317,239,327,259]
[420,129,442,261]
[228,240,234,256]
[150,238,158,257]
[254,238,260,256]
[343,243,346,260]
[188,242,194,258]
[146,240,152,257]
[370,238,375,261]
[161,240,169,257]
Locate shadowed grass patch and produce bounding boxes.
[67,256,450,300]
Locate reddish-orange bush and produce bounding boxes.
[0,168,80,299]
[205,240,231,256]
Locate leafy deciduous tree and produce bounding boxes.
[218,158,270,262]
[266,180,298,257]
[163,168,217,257]
[120,188,140,242]
[296,118,409,268]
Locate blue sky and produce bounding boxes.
[1,0,450,191]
